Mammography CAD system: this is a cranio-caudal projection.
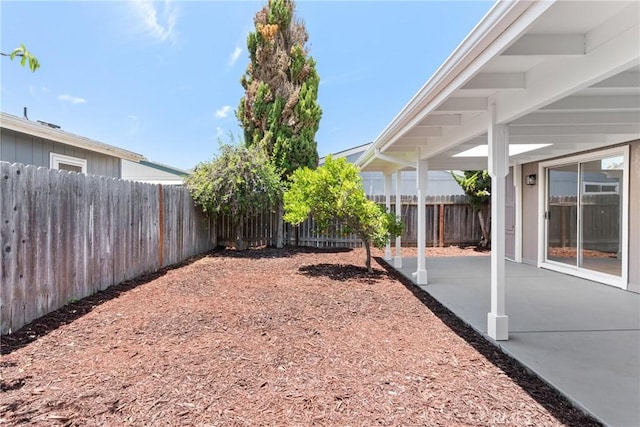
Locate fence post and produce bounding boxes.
[432,204,438,247]
[158,184,164,269]
[439,203,445,247]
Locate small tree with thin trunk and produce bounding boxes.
[185,143,281,250]
[452,170,491,248]
[284,156,403,272]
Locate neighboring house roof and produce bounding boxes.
[1,112,145,162]
[357,0,640,172]
[319,142,372,165]
[121,159,188,185]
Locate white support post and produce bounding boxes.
[384,172,393,261]
[487,103,509,341]
[414,155,428,285]
[394,170,403,268]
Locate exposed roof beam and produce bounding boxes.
[373,149,415,168]
[541,95,640,111]
[502,34,585,56]
[511,111,640,126]
[509,123,640,136]
[394,137,431,146]
[402,127,442,138]
[416,114,461,127]
[427,158,488,171]
[462,72,526,89]
[589,70,640,88]
[416,4,639,162]
[436,97,487,112]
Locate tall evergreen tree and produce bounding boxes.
[237,0,322,247]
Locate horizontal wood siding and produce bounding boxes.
[0,129,120,177]
[0,161,216,334]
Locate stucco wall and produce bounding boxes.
[521,162,540,266]
[0,128,120,178]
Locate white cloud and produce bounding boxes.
[216,127,224,138]
[126,114,141,136]
[41,86,50,93]
[215,105,231,118]
[130,0,179,44]
[229,46,242,66]
[58,94,87,104]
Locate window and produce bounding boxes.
[583,182,619,194]
[50,153,87,173]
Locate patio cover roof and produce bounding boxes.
[357,0,640,172]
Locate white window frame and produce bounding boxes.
[582,181,619,195]
[536,145,629,289]
[50,152,87,173]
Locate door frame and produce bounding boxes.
[537,145,629,289]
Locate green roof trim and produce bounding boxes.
[139,160,188,176]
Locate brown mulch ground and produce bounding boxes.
[0,246,600,426]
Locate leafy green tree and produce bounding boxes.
[1,44,40,72]
[237,0,322,247]
[284,156,403,273]
[185,143,281,250]
[452,170,491,248]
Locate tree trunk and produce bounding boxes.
[235,215,246,251]
[364,239,373,273]
[477,209,490,248]
[276,202,284,248]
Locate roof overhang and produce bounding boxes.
[1,112,145,162]
[357,0,640,172]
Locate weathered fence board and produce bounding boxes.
[0,162,218,334]
[214,195,485,249]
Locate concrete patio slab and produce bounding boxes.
[386,255,640,427]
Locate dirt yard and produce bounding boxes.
[1,246,599,426]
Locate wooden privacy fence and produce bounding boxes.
[548,194,620,252]
[216,195,485,249]
[0,161,216,334]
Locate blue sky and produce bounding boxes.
[1,1,494,171]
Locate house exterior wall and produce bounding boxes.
[121,160,185,185]
[0,128,120,177]
[520,139,639,293]
[521,162,540,266]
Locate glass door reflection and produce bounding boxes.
[579,156,623,276]
[546,164,578,267]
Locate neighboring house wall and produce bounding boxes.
[325,145,464,197]
[121,159,186,185]
[361,170,465,197]
[520,139,638,293]
[0,128,121,177]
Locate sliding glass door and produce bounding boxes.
[546,164,579,267]
[543,149,627,286]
